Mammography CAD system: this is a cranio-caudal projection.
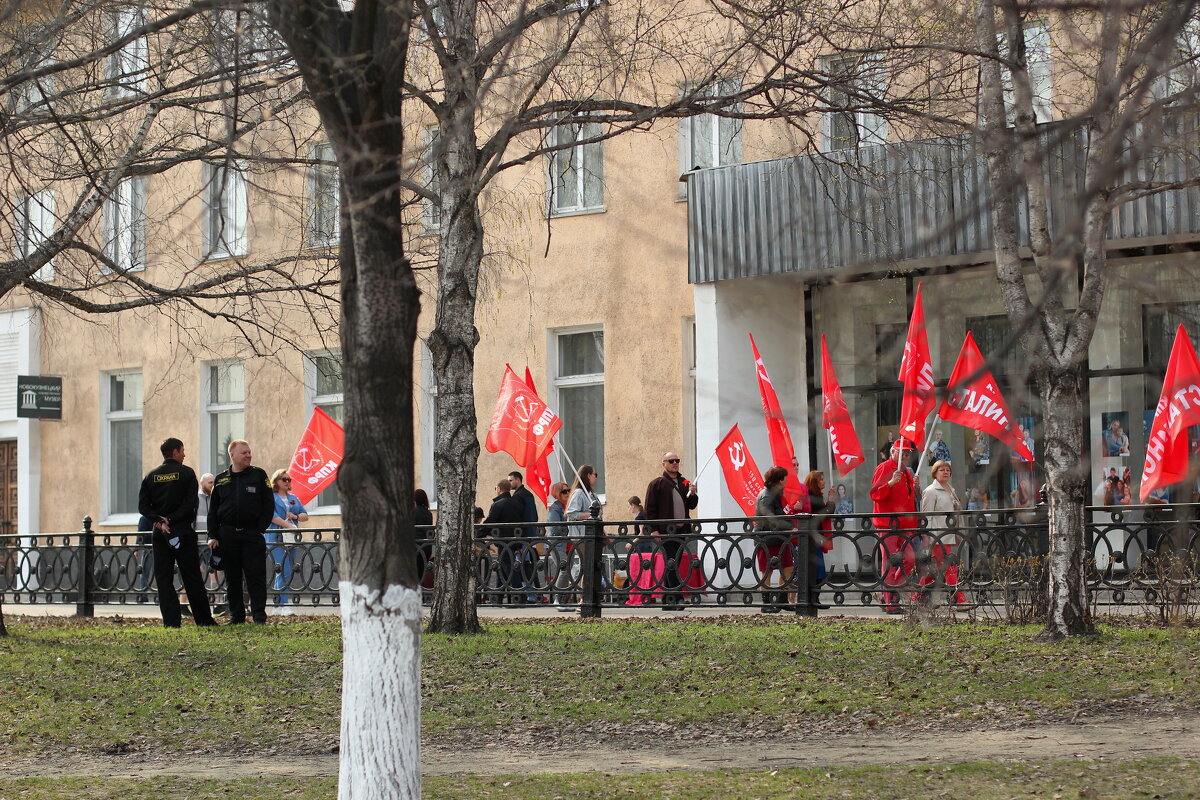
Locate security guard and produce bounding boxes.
[207,438,275,624]
[138,437,216,628]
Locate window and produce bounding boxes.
[211,4,290,72]
[306,143,340,248]
[108,7,148,98]
[103,371,143,520]
[1154,16,1200,100]
[821,54,888,151]
[11,44,55,113]
[678,79,743,198]
[204,162,248,259]
[418,341,439,505]
[997,22,1052,125]
[553,329,605,493]
[103,176,146,273]
[547,119,604,216]
[305,352,344,508]
[422,127,442,233]
[15,189,56,282]
[205,361,245,475]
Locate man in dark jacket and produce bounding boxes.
[138,437,216,628]
[508,471,539,603]
[206,439,275,624]
[483,478,524,605]
[644,451,699,610]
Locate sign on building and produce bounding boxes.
[17,375,62,420]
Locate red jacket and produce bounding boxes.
[869,458,918,532]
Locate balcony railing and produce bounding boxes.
[2,507,1197,617]
[687,112,1200,284]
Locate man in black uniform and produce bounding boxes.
[483,478,523,605]
[138,437,216,628]
[207,439,275,624]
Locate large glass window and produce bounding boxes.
[679,79,742,197]
[103,176,146,273]
[422,127,442,233]
[104,371,143,518]
[204,162,248,259]
[306,352,343,507]
[547,120,604,216]
[205,361,244,474]
[997,22,1053,125]
[108,7,148,98]
[554,329,605,493]
[306,143,339,248]
[820,53,888,151]
[15,189,56,282]
[12,43,55,113]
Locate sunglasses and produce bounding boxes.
[280,477,292,482]
[664,458,680,464]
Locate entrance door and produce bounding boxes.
[0,439,17,535]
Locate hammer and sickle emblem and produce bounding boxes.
[513,394,534,424]
[728,442,747,471]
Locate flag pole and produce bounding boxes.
[694,448,719,482]
[555,441,597,505]
[920,414,941,466]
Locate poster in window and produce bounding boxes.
[1100,411,1131,458]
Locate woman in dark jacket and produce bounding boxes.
[799,471,832,610]
[754,466,795,612]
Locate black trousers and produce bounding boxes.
[152,531,215,627]
[220,529,268,624]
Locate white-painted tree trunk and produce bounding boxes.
[339,581,422,800]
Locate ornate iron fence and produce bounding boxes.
[1,506,1196,617]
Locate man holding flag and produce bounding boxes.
[870,438,920,613]
[645,451,699,610]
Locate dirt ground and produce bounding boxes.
[6,711,1197,779]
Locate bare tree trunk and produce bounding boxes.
[336,187,424,798]
[266,2,423,795]
[426,169,485,635]
[0,596,7,637]
[1037,365,1095,639]
[427,3,485,635]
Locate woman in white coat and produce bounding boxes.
[919,460,966,605]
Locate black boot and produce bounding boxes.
[761,592,779,613]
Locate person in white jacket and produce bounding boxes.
[919,460,966,606]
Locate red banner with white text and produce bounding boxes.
[485,365,562,468]
[898,282,936,451]
[717,423,766,516]
[1141,324,1200,501]
[820,335,866,475]
[937,332,1033,462]
[749,333,804,506]
[524,367,554,507]
[288,407,344,505]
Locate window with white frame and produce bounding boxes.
[679,79,743,197]
[547,119,604,216]
[422,127,442,233]
[15,189,56,282]
[997,22,1052,125]
[103,176,146,273]
[11,43,55,113]
[205,361,245,475]
[306,143,340,248]
[553,329,604,494]
[305,351,344,508]
[821,53,888,152]
[419,340,438,505]
[1154,15,1200,101]
[108,6,148,98]
[104,371,143,519]
[211,4,290,72]
[204,162,248,259]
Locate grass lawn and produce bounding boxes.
[1,615,1198,756]
[1,758,1198,799]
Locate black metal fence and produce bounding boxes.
[1,506,1197,617]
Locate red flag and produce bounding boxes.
[821,335,865,475]
[288,407,344,505]
[938,332,1033,461]
[485,365,562,468]
[898,282,936,450]
[717,424,766,516]
[524,367,554,507]
[749,333,805,506]
[1141,325,1200,501]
